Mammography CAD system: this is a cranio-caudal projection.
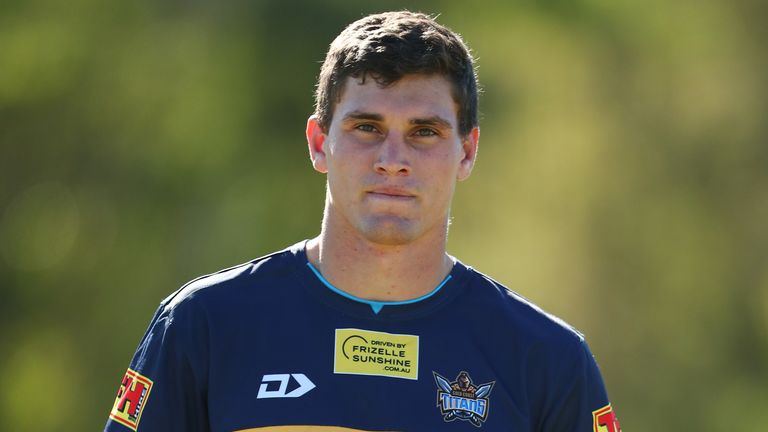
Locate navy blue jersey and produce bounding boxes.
[105,241,621,431]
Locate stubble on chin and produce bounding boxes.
[357,215,419,246]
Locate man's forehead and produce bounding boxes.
[334,75,459,124]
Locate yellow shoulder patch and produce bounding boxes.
[593,403,621,432]
[109,368,154,431]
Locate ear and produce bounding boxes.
[306,115,328,173]
[457,127,479,181]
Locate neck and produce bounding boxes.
[305,212,454,302]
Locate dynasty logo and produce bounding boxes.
[433,371,495,427]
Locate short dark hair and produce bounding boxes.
[314,11,479,136]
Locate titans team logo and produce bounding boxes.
[433,371,495,427]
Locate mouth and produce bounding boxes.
[366,188,417,201]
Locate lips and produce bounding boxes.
[367,187,416,200]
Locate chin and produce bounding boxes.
[358,216,420,246]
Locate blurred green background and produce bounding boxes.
[1,0,766,430]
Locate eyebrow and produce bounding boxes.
[342,111,383,122]
[342,111,453,129]
[410,116,453,130]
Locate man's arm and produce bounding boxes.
[536,338,622,432]
[105,293,209,432]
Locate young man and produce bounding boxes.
[105,11,621,432]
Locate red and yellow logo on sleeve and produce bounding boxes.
[110,368,154,431]
[593,403,621,432]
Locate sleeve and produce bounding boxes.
[537,339,622,432]
[104,293,210,432]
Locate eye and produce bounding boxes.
[355,124,378,133]
[413,128,438,137]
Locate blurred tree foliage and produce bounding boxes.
[1,0,766,430]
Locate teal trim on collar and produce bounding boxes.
[306,262,452,314]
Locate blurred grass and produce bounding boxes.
[1,1,766,430]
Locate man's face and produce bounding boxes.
[307,74,478,246]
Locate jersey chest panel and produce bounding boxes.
[206,307,529,432]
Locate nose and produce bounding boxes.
[374,134,411,176]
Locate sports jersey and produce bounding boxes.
[105,240,621,431]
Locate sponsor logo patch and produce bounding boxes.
[434,371,495,427]
[109,368,153,431]
[257,373,316,399]
[593,403,622,432]
[334,328,419,380]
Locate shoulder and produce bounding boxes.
[459,264,586,350]
[159,242,303,317]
